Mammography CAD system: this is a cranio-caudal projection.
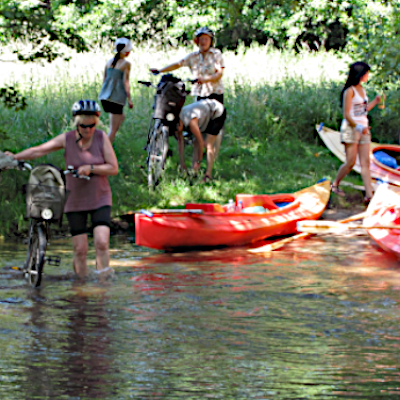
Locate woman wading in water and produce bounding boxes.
[5,100,118,278]
[99,37,133,142]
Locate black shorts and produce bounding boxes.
[66,206,111,236]
[101,100,124,115]
[197,93,224,104]
[205,108,227,136]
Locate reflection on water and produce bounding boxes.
[1,233,400,399]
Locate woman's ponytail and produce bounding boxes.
[112,43,125,68]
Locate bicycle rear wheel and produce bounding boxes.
[24,221,47,287]
[147,119,169,187]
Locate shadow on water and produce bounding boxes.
[1,232,400,399]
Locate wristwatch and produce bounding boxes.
[90,164,94,173]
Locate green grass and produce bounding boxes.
[0,45,399,234]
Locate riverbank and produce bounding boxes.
[0,47,393,235]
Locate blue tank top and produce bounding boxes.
[99,68,127,105]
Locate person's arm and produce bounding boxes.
[123,62,133,109]
[197,66,224,84]
[103,63,108,83]
[77,132,119,176]
[150,59,185,74]
[367,95,382,111]
[5,133,66,160]
[176,121,187,171]
[188,118,204,170]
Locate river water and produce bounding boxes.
[1,232,400,399]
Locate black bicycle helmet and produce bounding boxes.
[71,100,101,116]
[194,27,214,44]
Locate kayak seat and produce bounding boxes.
[185,203,224,213]
[235,194,279,211]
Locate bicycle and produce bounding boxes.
[138,74,197,187]
[24,165,90,287]
[0,155,89,287]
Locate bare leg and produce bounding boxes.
[93,225,110,271]
[176,126,186,171]
[108,113,125,143]
[192,137,199,169]
[333,143,358,186]
[213,126,224,160]
[205,134,218,178]
[358,143,374,198]
[72,234,88,278]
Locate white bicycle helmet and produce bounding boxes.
[194,27,214,45]
[71,100,101,116]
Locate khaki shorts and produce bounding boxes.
[340,120,370,145]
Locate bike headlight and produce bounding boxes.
[166,113,175,121]
[41,208,53,220]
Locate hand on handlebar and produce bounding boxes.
[150,68,160,75]
[196,77,206,85]
[77,165,90,176]
[64,165,90,180]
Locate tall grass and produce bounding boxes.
[0,45,399,234]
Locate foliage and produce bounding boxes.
[0,0,395,57]
[347,3,400,91]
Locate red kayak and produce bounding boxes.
[365,184,400,257]
[135,180,331,250]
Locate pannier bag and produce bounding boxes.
[25,164,67,221]
[153,74,187,122]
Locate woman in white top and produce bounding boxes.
[331,62,382,204]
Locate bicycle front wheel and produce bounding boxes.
[147,120,169,187]
[24,221,47,287]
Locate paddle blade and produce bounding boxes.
[297,220,349,234]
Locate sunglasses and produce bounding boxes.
[79,123,96,129]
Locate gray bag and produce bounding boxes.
[25,165,67,220]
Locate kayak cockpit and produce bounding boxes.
[185,194,296,214]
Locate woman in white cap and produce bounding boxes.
[99,37,133,142]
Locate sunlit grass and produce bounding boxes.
[0,44,396,233]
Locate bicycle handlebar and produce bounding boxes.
[138,77,198,89]
[64,166,90,180]
[138,80,154,87]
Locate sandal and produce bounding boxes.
[331,184,345,197]
[202,175,212,183]
[363,196,371,206]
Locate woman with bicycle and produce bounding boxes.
[99,37,133,143]
[151,27,225,162]
[151,27,224,103]
[5,100,118,278]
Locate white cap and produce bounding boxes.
[114,37,133,53]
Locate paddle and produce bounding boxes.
[297,220,400,234]
[248,211,368,253]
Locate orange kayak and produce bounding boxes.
[365,184,400,258]
[317,123,400,186]
[135,180,331,250]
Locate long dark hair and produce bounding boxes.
[111,43,125,68]
[340,61,370,107]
